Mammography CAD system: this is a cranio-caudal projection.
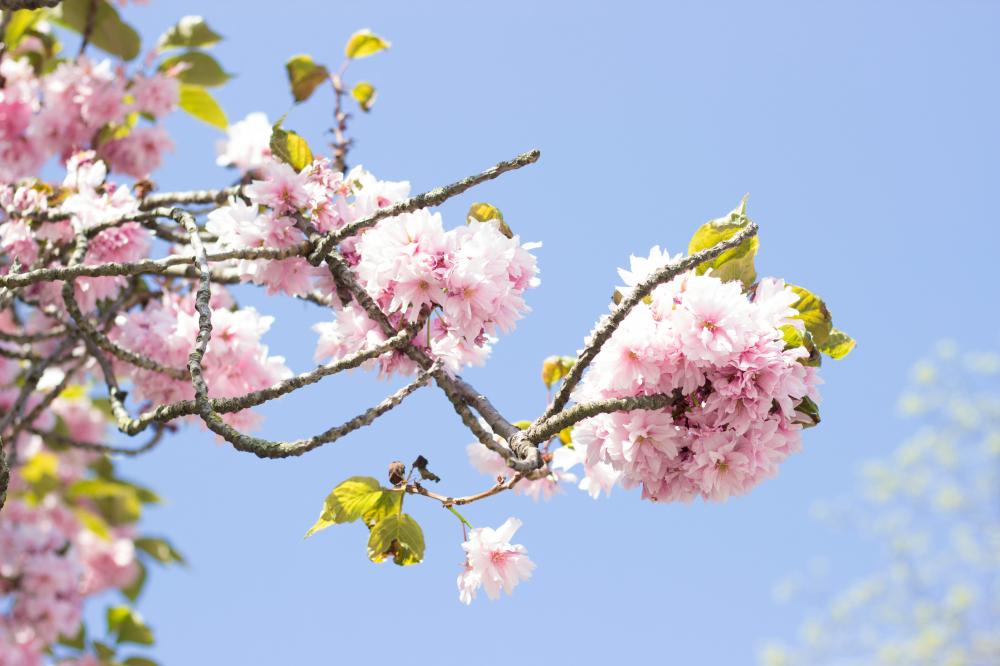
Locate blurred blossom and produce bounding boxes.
[759,338,1000,666]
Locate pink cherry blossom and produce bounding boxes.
[216,112,272,174]
[459,517,535,602]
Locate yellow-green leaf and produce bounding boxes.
[467,202,513,238]
[345,29,391,58]
[351,81,376,111]
[787,285,833,347]
[156,15,222,51]
[542,355,576,389]
[160,51,231,87]
[285,54,330,103]
[123,658,161,666]
[58,623,86,650]
[107,606,154,646]
[134,537,185,565]
[779,324,820,367]
[4,9,42,49]
[73,507,112,540]
[50,0,140,61]
[304,476,399,538]
[178,83,227,130]
[817,327,856,360]
[367,513,424,566]
[558,426,573,445]
[121,559,146,602]
[269,115,313,173]
[687,194,758,286]
[93,641,116,661]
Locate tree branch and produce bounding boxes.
[2,239,313,290]
[138,185,245,211]
[0,0,63,10]
[527,392,681,444]
[60,217,191,380]
[0,437,9,513]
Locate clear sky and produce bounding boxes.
[72,1,1000,664]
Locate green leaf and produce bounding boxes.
[285,55,330,103]
[351,81,376,111]
[787,285,833,347]
[687,194,758,286]
[156,15,222,51]
[367,513,424,566]
[345,29,391,58]
[159,52,231,87]
[134,537,185,565]
[123,658,161,666]
[794,396,821,429]
[93,640,117,661]
[58,623,86,650]
[50,0,141,61]
[304,476,399,538]
[178,84,227,130]
[817,327,856,360]
[541,355,576,389]
[269,115,313,173]
[121,559,146,602]
[107,607,154,646]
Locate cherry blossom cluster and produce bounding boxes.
[204,148,541,379]
[0,377,142,665]
[0,52,178,182]
[567,248,822,504]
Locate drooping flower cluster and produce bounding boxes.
[457,517,535,604]
[570,247,823,504]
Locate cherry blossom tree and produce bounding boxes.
[760,341,999,666]
[0,1,854,664]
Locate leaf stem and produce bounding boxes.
[446,505,473,530]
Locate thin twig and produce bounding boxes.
[78,0,99,57]
[403,472,526,508]
[27,423,167,456]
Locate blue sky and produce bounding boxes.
[71,1,1000,664]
